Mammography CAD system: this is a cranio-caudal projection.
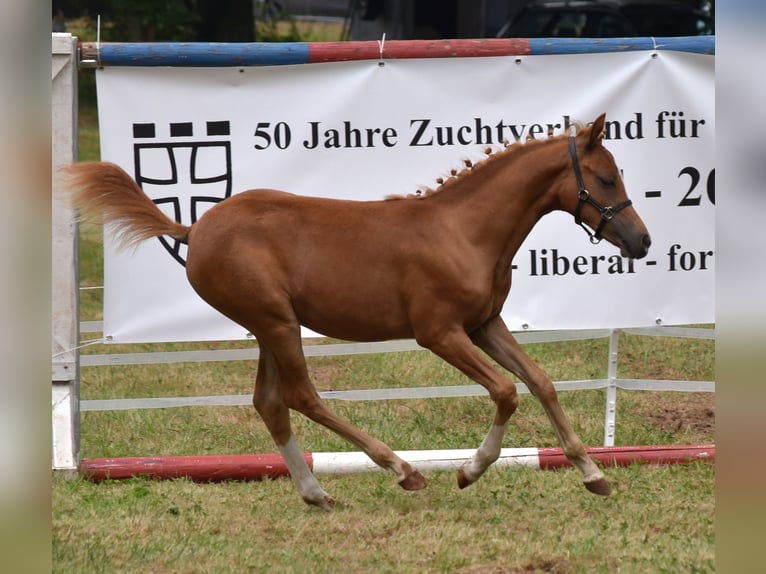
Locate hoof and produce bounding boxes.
[584,477,611,496]
[305,494,336,512]
[398,468,427,491]
[457,467,473,490]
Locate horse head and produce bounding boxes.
[562,114,651,259]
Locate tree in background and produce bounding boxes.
[54,0,714,43]
[196,0,254,42]
[52,0,254,42]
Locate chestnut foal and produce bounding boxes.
[67,114,650,510]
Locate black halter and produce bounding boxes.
[568,136,632,244]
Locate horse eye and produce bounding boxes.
[598,175,616,187]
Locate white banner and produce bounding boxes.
[96,50,714,343]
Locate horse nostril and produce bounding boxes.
[642,234,652,250]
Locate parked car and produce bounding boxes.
[496,0,714,38]
[271,0,353,20]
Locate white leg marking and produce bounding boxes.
[461,423,508,484]
[278,435,333,510]
[581,464,606,484]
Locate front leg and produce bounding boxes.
[418,327,519,488]
[471,316,611,496]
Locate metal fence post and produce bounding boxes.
[603,329,619,446]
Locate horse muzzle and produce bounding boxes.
[619,231,651,259]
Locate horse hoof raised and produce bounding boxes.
[457,467,473,489]
[584,477,611,496]
[398,468,427,491]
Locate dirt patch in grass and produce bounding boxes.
[458,556,570,573]
[638,392,715,436]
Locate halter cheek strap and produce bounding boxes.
[568,136,632,244]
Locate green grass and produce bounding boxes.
[64,325,714,572]
[57,84,715,574]
[53,463,714,573]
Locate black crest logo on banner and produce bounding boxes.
[132,121,233,266]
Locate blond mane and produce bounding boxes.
[384,126,581,201]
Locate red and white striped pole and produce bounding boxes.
[81,444,714,483]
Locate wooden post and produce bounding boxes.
[51,33,80,474]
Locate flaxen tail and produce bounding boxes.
[63,161,190,248]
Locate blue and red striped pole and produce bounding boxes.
[78,36,714,68]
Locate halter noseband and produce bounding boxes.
[568,136,632,244]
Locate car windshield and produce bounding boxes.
[620,5,713,36]
[505,8,638,38]
[500,2,714,38]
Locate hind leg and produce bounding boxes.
[253,347,334,511]
[266,326,426,493]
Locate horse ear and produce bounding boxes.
[588,113,606,147]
